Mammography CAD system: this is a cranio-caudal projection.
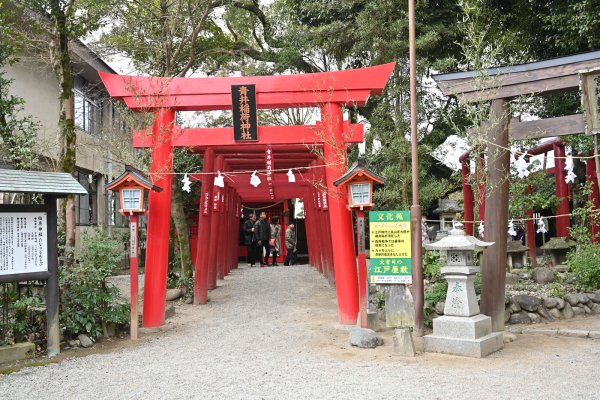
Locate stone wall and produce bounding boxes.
[428,291,600,325]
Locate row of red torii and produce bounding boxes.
[100,63,396,327]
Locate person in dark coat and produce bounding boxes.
[243,214,257,267]
[284,222,297,266]
[253,211,271,267]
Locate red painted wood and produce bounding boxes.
[525,186,537,266]
[586,159,600,242]
[207,156,224,290]
[461,156,475,235]
[99,63,395,105]
[129,214,139,340]
[133,123,364,148]
[143,109,175,328]
[322,103,359,324]
[356,210,368,328]
[553,144,570,237]
[194,149,215,305]
[121,90,374,111]
[217,182,227,280]
[477,153,486,224]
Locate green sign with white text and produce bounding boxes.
[369,210,412,284]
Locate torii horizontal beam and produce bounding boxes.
[99,63,396,111]
[133,122,364,148]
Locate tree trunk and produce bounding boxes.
[51,16,77,265]
[171,183,193,278]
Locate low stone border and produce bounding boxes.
[509,327,600,339]
[428,291,600,325]
[505,292,600,324]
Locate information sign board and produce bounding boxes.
[0,212,48,276]
[369,210,411,284]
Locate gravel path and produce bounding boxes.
[2,264,600,399]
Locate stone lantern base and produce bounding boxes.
[423,315,504,358]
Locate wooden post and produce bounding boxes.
[525,186,537,266]
[554,143,570,238]
[321,102,359,324]
[208,155,224,289]
[143,108,174,327]
[481,98,510,332]
[461,155,475,235]
[129,214,139,340]
[356,209,368,328]
[194,148,215,305]
[44,195,60,357]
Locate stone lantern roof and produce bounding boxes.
[425,223,494,251]
[507,239,529,253]
[433,199,463,215]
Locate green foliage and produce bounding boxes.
[372,291,385,311]
[0,286,44,346]
[568,243,600,291]
[509,160,560,218]
[546,282,566,299]
[425,281,448,304]
[59,229,128,338]
[570,182,600,244]
[423,250,443,283]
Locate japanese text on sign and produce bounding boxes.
[0,212,48,276]
[369,210,412,284]
[232,84,258,141]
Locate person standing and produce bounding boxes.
[243,214,257,267]
[254,211,271,267]
[284,222,297,266]
[269,216,281,266]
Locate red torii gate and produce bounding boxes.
[100,63,395,327]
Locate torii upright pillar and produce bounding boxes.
[321,103,359,324]
[143,108,175,327]
[481,99,510,332]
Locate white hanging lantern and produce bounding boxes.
[287,169,296,183]
[250,171,261,187]
[181,173,192,193]
[214,170,225,188]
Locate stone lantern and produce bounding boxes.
[540,237,575,272]
[423,222,504,358]
[506,238,529,270]
[433,199,463,240]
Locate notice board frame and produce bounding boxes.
[0,203,52,283]
[0,197,59,357]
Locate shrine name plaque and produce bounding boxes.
[231,84,258,141]
[0,212,48,276]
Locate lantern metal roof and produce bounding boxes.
[333,161,385,187]
[105,165,163,192]
[0,169,87,197]
[425,222,494,251]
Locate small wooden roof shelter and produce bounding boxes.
[0,169,87,196]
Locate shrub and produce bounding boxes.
[372,291,385,311]
[423,250,444,283]
[567,243,600,290]
[425,280,448,304]
[59,229,129,338]
[546,282,566,298]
